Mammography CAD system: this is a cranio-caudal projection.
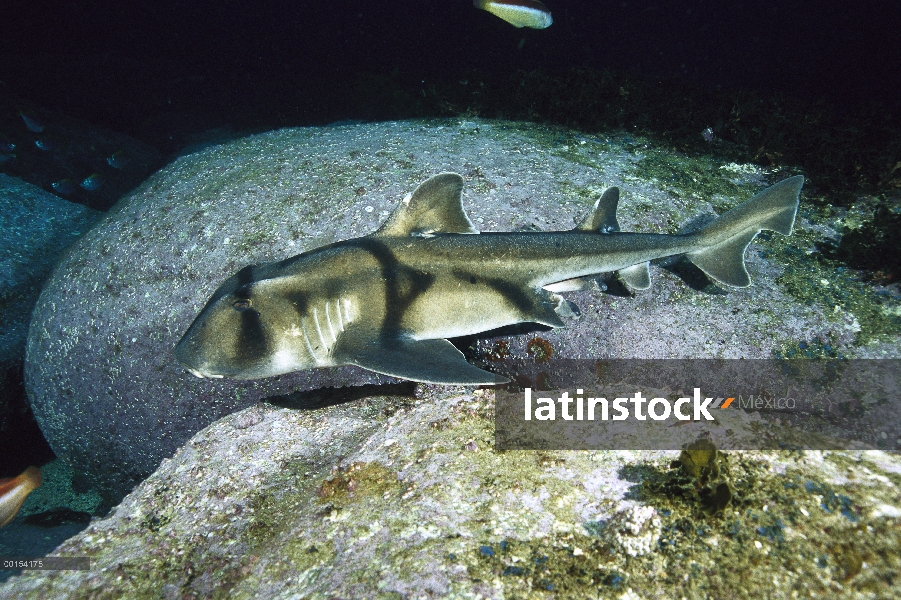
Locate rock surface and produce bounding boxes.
[0,174,99,445]
[0,174,100,370]
[24,118,900,503]
[2,386,900,598]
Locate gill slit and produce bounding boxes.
[312,307,328,352]
[300,316,317,359]
[342,298,353,328]
[334,298,345,332]
[325,301,337,340]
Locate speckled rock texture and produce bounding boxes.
[24,119,901,504]
[1,174,100,452]
[2,386,900,598]
[0,174,100,370]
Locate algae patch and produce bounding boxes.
[315,461,402,507]
[629,150,753,208]
[758,227,901,346]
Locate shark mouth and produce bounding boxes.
[185,367,223,379]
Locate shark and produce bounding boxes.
[175,172,803,385]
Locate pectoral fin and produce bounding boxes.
[336,332,504,385]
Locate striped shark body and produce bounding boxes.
[174,173,803,384]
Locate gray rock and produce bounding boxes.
[0,174,100,370]
[0,174,99,469]
[24,119,899,504]
[3,386,901,598]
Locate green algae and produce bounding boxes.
[774,337,844,360]
[314,461,402,507]
[453,440,901,598]
[463,536,632,596]
[757,227,901,346]
[833,202,901,281]
[599,455,895,597]
[629,151,752,209]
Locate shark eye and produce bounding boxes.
[233,299,252,311]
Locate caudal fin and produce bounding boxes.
[686,176,803,287]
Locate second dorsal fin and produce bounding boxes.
[618,262,651,289]
[373,173,479,238]
[574,187,620,233]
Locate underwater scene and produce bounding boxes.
[1,1,900,597]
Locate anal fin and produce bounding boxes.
[336,332,504,385]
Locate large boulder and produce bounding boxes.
[2,386,900,598]
[0,174,100,370]
[0,174,99,451]
[24,119,899,503]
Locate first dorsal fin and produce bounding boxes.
[574,187,620,233]
[373,173,479,238]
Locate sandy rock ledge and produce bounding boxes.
[2,385,900,599]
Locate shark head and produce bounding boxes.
[174,264,324,379]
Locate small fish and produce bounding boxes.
[106,150,129,169]
[474,0,553,29]
[19,112,45,133]
[52,179,78,195]
[80,173,106,191]
[0,137,14,152]
[0,466,42,528]
[34,138,55,151]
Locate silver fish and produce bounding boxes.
[19,112,44,133]
[175,173,803,384]
[474,0,553,29]
[52,179,78,195]
[80,173,105,191]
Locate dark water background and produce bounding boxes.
[2,0,898,146]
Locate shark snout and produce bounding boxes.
[174,333,212,378]
[173,329,232,380]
